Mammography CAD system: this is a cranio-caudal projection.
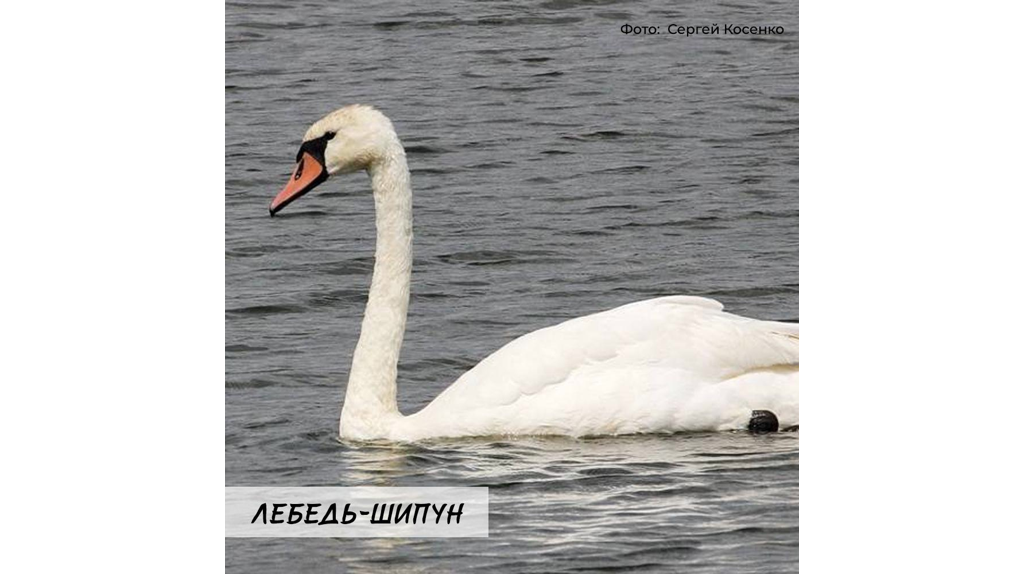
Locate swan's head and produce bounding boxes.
[270,104,397,215]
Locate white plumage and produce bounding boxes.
[271,105,799,442]
[395,296,798,440]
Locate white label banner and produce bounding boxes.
[225,487,489,538]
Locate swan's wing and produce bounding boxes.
[421,296,798,417]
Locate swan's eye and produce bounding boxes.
[296,132,336,163]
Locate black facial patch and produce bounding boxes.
[296,131,336,164]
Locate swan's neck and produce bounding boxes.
[340,142,412,439]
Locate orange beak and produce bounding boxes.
[269,151,329,216]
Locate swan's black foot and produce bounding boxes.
[748,410,780,434]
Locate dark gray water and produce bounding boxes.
[227,0,798,571]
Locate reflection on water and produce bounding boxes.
[229,402,798,572]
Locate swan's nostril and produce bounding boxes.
[294,157,305,180]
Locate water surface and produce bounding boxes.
[227,0,798,571]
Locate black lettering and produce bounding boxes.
[304,503,321,524]
[431,503,447,524]
[340,503,356,524]
[251,503,267,524]
[394,504,412,524]
[414,503,431,524]
[370,503,394,524]
[270,503,286,524]
[447,503,465,525]
[320,503,338,525]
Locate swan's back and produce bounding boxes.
[394,296,798,440]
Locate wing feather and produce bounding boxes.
[422,296,798,414]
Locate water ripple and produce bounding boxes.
[228,0,798,571]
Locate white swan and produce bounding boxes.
[269,105,799,441]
